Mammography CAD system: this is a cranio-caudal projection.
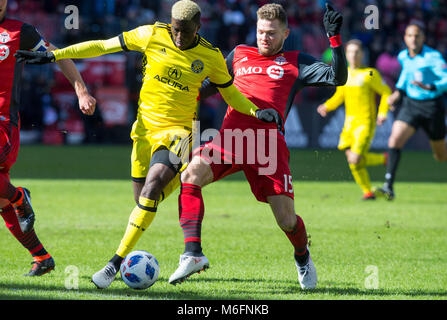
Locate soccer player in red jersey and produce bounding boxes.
[169,3,347,289]
[0,0,96,275]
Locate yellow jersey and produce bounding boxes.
[121,22,232,130]
[324,66,391,123]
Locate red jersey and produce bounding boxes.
[224,46,299,130]
[200,44,347,132]
[0,17,49,127]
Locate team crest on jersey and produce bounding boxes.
[0,32,11,44]
[274,56,287,66]
[0,45,10,61]
[191,60,204,73]
[267,65,284,79]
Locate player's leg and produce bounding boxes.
[345,124,376,200]
[0,125,53,276]
[132,169,181,204]
[364,152,387,166]
[118,131,185,260]
[267,195,316,289]
[0,127,35,233]
[425,106,447,162]
[92,161,177,288]
[92,128,188,288]
[345,149,374,199]
[0,174,34,232]
[168,156,216,285]
[377,120,416,200]
[0,195,54,276]
[430,139,447,162]
[132,179,145,205]
[169,136,239,285]
[92,155,179,288]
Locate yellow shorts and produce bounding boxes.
[338,120,375,155]
[130,119,192,180]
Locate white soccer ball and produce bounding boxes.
[120,250,160,289]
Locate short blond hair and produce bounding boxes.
[257,3,288,27]
[346,39,363,50]
[172,0,201,21]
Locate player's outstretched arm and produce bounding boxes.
[47,43,97,115]
[298,3,347,87]
[15,37,123,64]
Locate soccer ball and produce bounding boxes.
[120,250,160,289]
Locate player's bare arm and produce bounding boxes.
[47,44,97,115]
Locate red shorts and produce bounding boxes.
[0,122,20,179]
[194,127,294,203]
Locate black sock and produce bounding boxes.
[184,241,203,256]
[109,254,124,270]
[295,250,309,266]
[385,148,401,189]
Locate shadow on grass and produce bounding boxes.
[0,280,215,300]
[168,277,447,298]
[1,276,446,300]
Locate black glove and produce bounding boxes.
[255,109,283,132]
[14,50,56,64]
[323,3,343,37]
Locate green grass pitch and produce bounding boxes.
[0,145,446,300]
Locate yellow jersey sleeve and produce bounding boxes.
[122,25,154,52]
[325,86,345,112]
[369,68,391,117]
[53,37,123,61]
[208,48,233,87]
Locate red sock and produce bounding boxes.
[1,204,48,258]
[0,173,21,202]
[283,215,308,256]
[179,183,204,253]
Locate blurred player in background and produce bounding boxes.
[16,0,281,288]
[168,3,347,289]
[0,0,96,275]
[376,23,447,200]
[317,39,391,200]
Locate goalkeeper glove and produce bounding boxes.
[14,50,56,64]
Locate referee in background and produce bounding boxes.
[376,22,447,200]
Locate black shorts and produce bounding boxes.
[396,96,446,140]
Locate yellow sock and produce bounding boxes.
[364,152,385,167]
[116,197,158,258]
[349,161,372,194]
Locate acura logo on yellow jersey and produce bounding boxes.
[191,60,204,73]
[168,66,182,80]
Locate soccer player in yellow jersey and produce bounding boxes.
[16,0,281,289]
[317,39,391,200]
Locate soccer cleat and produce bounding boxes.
[91,262,118,289]
[12,187,35,234]
[374,184,395,201]
[24,256,55,276]
[362,191,376,201]
[169,254,209,285]
[295,251,317,290]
